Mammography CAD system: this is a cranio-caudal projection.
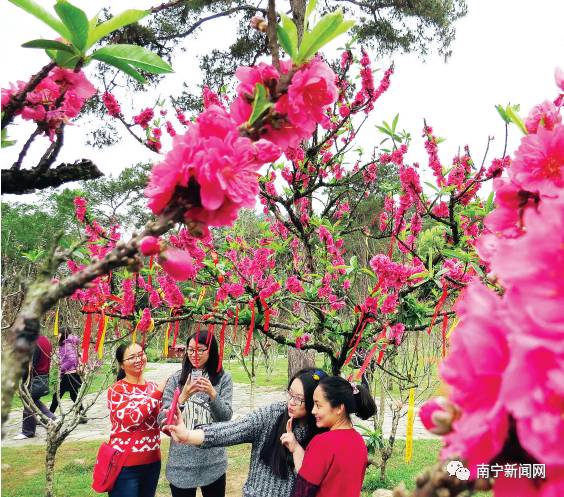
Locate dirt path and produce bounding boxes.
[3,362,436,446]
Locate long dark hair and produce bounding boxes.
[115,343,128,381]
[57,327,71,346]
[259,368,328,479]
[318,376,376,420]
[178,329,223,387]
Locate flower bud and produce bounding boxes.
[250,16,268,32]
[158,247,195,281]
[419,396,460,435]
[139,236,162,256]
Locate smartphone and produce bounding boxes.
[191,369,203,383]
[165,387,181,427]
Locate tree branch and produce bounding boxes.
[1,159,104,195]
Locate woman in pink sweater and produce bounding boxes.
[107,343,165,497]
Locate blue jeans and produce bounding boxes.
[109,461,161,497]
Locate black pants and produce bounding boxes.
[170,474,226,497]
[49,372,84,413]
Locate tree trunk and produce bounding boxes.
[287,347,316,379]
[45,425,63,497]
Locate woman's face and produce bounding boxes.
[287,378,307,419]
[186,338,209,368]
[312,385,344,429]
[121,343,147,377]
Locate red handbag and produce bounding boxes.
[91,441,133,493]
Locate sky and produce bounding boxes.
[1,0,563,203]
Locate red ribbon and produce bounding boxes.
[343,317,373,367]
[81,312,93,364]
[232,305,239,341]
[194,323,200,368]
[376,329,388,365]
[243,299,256,356]
[217,321,228,372]
[147,255,154,287]
[428,285,449,335]
[356,344,379,380]
[172,320,180,348]
[260,297,270,331]
[441,312,449,358]
[387,233,395,258]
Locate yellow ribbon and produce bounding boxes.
[446,317,459,339]
[405,387,415,463]
[197,287,206,306]
[53,304,60,336]
[97,316,108,359]
[163,323,172,358]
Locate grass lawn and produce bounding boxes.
[1,437,491,497]
[1,438,250,497]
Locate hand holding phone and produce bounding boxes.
[191,369,203,383]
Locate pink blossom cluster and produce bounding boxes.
[295,333,312,349]
[2,68,96,139]
[102,92,121,117]
[74,196,87,223]
[145,58,339,234]
[120,278,135,316]
[133,108,154,129]
[157,275,185,308]
[437,92,564,496]
[136,308,152,332]
[423,125,446,187]
[369,254,420,291]
[285,275,304,294]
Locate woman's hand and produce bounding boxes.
[164,406,206,445]
[194,377,217,400]
[178,378,200,404]
[280,417,300,453]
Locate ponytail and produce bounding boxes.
[318,376,376,420]
[352,383,377,420]
[116,368,126,381]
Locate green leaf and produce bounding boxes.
[1,128,17,148]
[87,9,149,49]
[247,84,272,126]
[276,14,298,59]
[296,10,354,64]
[505,105,528,135]
[89,52,146,83]
[8,0,71,39]
[54,0,89,52]
[46,47,81,68]
[392,113,399,132]
[424,181,440,192]
[90,44,173,74]
[495,104,510,124]
[360,268,376,280]
[485,191,496,213]
[304,0,317,28]
[22,39,76,53]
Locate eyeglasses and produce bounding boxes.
[187,347,209,355]
[124,351,146,362]
[286,390,305,406]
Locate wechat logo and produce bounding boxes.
[445,461,470,481]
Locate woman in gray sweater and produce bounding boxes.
[158,330,233,497]
[164,368,328,497]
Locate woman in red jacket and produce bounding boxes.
[283,376,376,497]
[107,343,165,497]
